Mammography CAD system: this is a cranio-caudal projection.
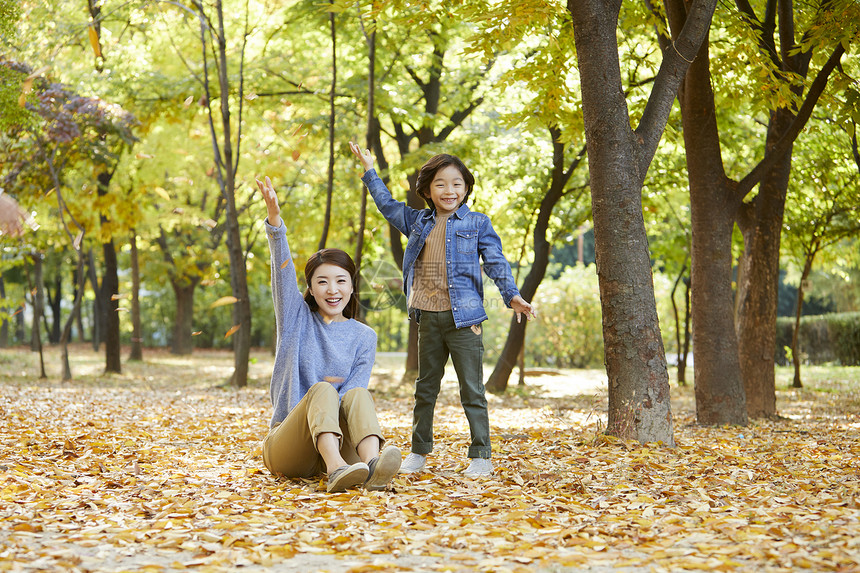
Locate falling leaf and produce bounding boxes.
[18,78,35,108]
[202,219,217,230]
[173,208,184,215]
[88,25,102,58]
[27,66,50,79]
[183,95,194,108]
[111,293,127,301]
[153,187,170,201]
[292,150,301,161]
[280,259,290,269]
[209,296,239,309]
[136,153,154,160]
[223,324,241,339]
[191,331,203,336]
[73,230,84,250]
[115,308,129,312]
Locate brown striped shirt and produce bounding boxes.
[409,213,452,311]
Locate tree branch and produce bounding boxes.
[736,44,845,198]
[635,0,718,179]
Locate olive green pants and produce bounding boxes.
[412,310,491,459]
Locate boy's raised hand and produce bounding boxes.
[349,141,374,172]
[510,295,537,324]
[255,176,281,227]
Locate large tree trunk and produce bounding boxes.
[170,279,199,355]
[46,272,62,344]
[568,3,683,445]
[195,0,252,387]
[354,15,377,323]
[29,253,47,379]
[0,273,8,348]
[61,251,87,381]
[73,262,85,342]
[735,109,794,418]
[30,253,45,353]
[791,254,814,388]
[670,6,748,425]
[128,231,143,361]
[98,170,121,374]
[87,248,102,351]
[319,3,336,251]
[486,130,582,393]
[398,170,425,381]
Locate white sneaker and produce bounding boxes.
[399,453,427,474]
[464,457,493,478]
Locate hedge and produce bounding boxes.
[775,312,860,366]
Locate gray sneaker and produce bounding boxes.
[327,462,369,492]
[399,452,427,474]
[365,445,402,490]
[463,457,493,478]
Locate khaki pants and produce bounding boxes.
[262,382,383,477]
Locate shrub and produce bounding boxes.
[776,312,860,366]
[483,264,605,369]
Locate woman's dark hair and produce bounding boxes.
[415,154,475,209]
[303,248,360,320]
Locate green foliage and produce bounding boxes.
[483,264,604,369]
[0,62,33,133]
[0,0,19,39]
[776,312,860,366]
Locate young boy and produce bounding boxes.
[349,142,536,478]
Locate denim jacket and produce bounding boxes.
[362,168,520,329]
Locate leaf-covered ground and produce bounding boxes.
[1,346,858,572]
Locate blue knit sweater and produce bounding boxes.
[265,220,377,428]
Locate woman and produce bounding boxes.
[257,176,401,492]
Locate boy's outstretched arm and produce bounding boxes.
[349,141,374,172]
[510,295,537,323]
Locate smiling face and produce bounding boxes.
[308,263,354,322]
[428,164,467,216]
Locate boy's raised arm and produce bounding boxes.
[349,141,374,172]
[350,140,419,237]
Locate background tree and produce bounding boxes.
[566,0,719,444]
[661,0,853,420]
[782,126,860,387]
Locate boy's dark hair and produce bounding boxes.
[303,248,360,320]
[415,154,475,209]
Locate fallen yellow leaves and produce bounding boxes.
[0,350,858,572]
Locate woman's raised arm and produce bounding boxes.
[257,176,281,227]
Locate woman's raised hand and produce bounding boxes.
[256,176,281,227]
[348,141,374,172]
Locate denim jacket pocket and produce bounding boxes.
[456,230,478,254]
